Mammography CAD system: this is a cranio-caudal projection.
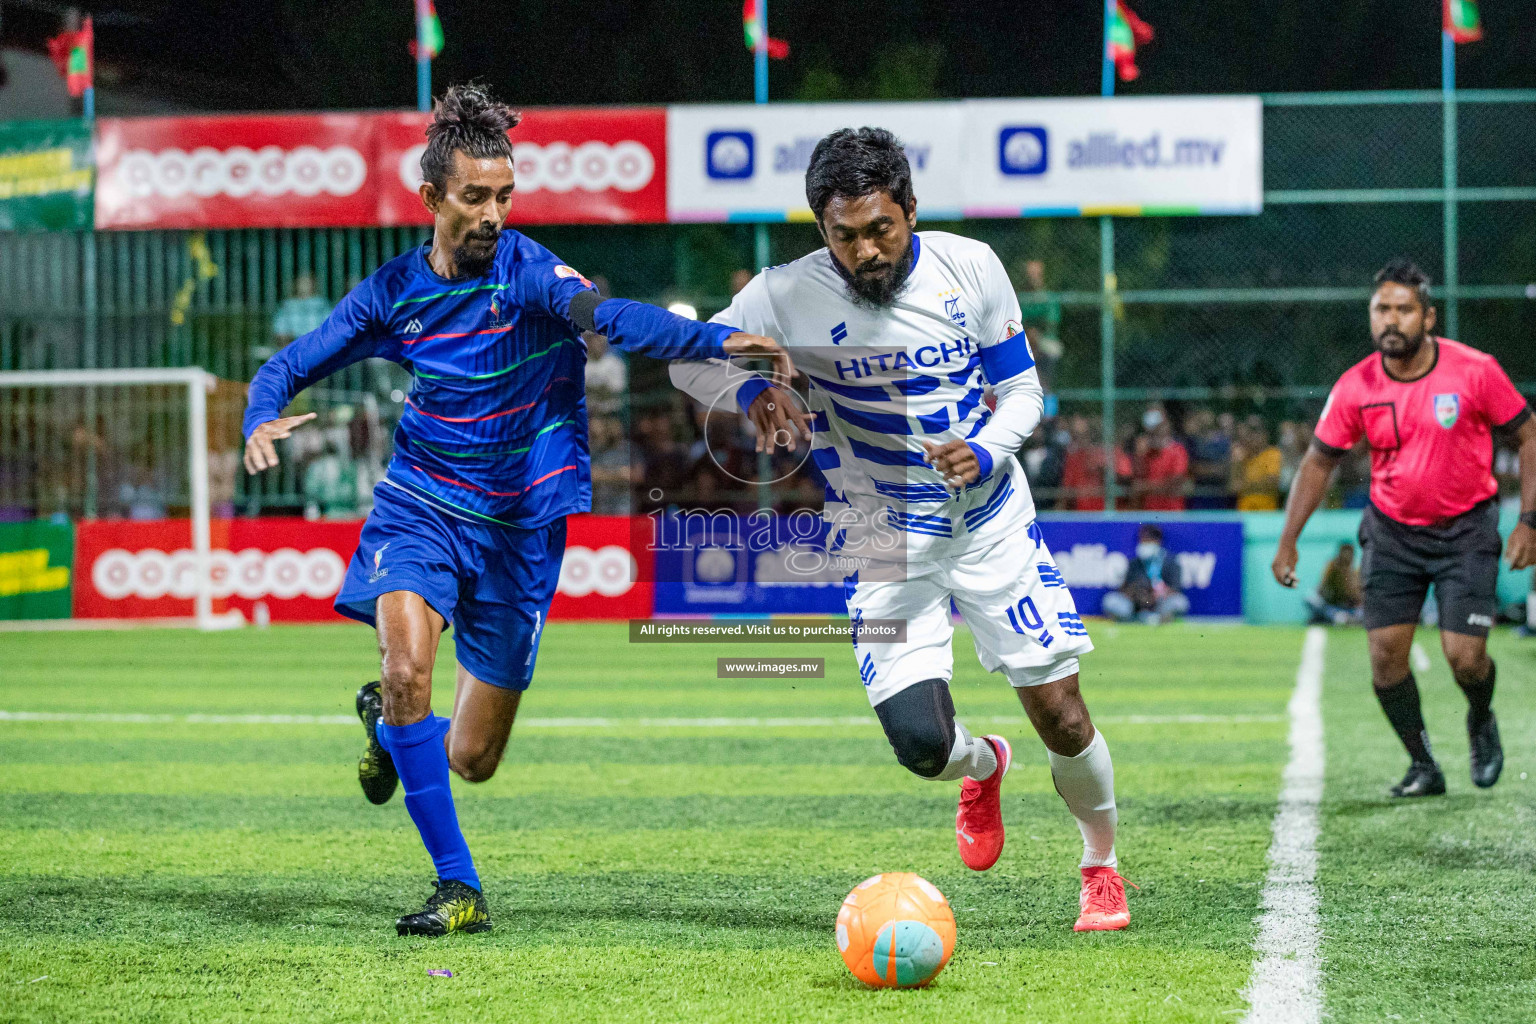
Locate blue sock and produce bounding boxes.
[375,714,481,891]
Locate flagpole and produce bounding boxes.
[415,0,432,112]
[1099,0,1118,513]
[752,0,771,510]
[1441,23,1459,339]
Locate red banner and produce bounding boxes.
[376,108,666,226]
[74,519,361,621]
[552,515,654,621]
[73,515,650,622]
[94,114,376,229]
[94,108,667,230]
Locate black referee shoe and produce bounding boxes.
[1389,761,1446,799]
[1468,711,1503,789]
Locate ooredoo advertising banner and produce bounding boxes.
[72,515,650,622]
[95,114,376,229]
[95,109,668,230]
[961,96,1263,217]
[376,108,667,226]
[667,102,966,222]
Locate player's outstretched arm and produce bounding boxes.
[927,338,1045,490]
[242,286,384,474]
[1272,442,1344,587]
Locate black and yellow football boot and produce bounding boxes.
[355,681,399,805]
[396,880,493,937]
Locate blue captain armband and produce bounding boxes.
[978,333,1036,382]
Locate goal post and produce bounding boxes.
[0,367,238,630]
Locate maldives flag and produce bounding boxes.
[742,0,789,59]
[46,16,92,97]
[1444,0,1483,42]
[1108,1,1154,82]
[409,0,445,59]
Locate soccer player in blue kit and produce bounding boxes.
[242,84,799,936]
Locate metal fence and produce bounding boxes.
[2,90,1533,518]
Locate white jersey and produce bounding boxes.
[671,230,1043,565]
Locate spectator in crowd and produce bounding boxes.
[1230,416,1283,511]
[588,414,634,516]
[633,407,693,512]
[1057,415,1131,511]
[1021,415,1069,496]
[1305,541,1364,626]
[302,438,359,519]
[1131,404,1189,511]
[1016,259,1064,387]
[584,332,628,414]
[269,274,333,356]
[1102,524,1189,624]
[729,268,754,296]
[1185,408,1234,510]
[1277,420,1308,497]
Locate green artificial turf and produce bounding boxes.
[1318,627,1536,1023]
[0,621,1325,1021]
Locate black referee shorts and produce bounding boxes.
[1358,499,1502,637]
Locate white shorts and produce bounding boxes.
[846,521,1093,707]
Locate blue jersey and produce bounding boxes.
[245,230,735,527]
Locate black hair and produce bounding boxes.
[1374,257,1433,311]
[805,127,915,221]
[1138,523,1164,543]
[421,82,521,191]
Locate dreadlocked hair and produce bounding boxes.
[420,82,521,190]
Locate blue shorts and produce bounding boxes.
[335,482,567,690]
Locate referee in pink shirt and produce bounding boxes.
[1274,259,1536,798]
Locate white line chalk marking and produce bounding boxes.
[1241,625,1326,1024]
[0,710,1282,729]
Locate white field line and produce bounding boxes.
[1241,625,1326,1024]
[0,710,1282,729]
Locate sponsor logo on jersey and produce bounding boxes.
[1434,393,1460,429]
[368,542,390,583]
[829,321,848,345]
[998,126,1049,176]
[705,130,755,179]
[832,338,974,380]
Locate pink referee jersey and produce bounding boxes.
[1315,338,1531,526]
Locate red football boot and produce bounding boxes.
[1074,865,1133,931]
[955,734,1012,871]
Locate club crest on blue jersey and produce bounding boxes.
[1433,393,1460,429]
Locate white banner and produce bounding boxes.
[665,97,1262,222]
[961,96,1263,217]
[667,103,966,223]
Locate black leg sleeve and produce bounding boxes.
[874,679,957,780]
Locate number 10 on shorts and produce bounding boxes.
[1006,597,1055,649]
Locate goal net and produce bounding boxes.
[0,367,242,629]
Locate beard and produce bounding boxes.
[451,229,500,279]
[1373,325,1427,359]
[836,240,916,309]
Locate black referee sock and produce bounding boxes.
[1375,673,1435,765]
[1459,660,1496,727]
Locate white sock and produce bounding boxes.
[1526,592,1535,630]
[1048,729,1118,868]
[934,722,998,782]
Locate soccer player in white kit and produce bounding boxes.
[670,128,1130,931]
